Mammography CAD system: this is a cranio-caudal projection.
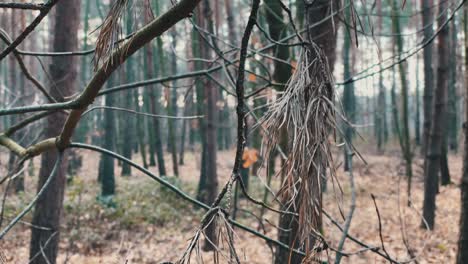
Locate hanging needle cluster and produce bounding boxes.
[260,43,337,257]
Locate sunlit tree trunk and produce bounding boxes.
[29,1,80,263]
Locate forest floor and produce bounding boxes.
[0,143,463,264]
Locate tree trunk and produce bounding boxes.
[275,1,338,263]
[29,1,80,263]
[448,14,458,152]
[422,0,449,230]
[376,0,386,153]
[421,0,435,155]
[391,0,413,204]
[149,0,167,176]
[10,8,25,192]
[342,1,355,171]
[121,5,135,176]
[98,76,116,197]
[456,5,468,262]
[415,54,421,146]
[193,0,218,251]
[168,29,179,176]
[263,0,292,262]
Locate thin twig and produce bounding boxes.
[371,193,393,262]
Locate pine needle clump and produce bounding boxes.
[261,44,337,257]
[94,0,129,70]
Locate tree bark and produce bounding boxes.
[193,0,218,251]
[121,4,135,176]
[421,0,435,155]
[342,0,355,171]
[98,76,116,197]
[456,5,468,262]
[391,0,413,204]
[168,28,179,176]
[422,0,449,230]
[274,1,339,263]
[448,13,458,152]
[376,0,387,152]
[29,1,80,263]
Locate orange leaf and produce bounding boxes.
[248,73,257,82]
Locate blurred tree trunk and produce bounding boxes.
[456,4,468,263]
[178,90,191,165]
[422,0,449,230]
[448,14,458,152]
[150,0,167,176]
[168,29,179,176]
[9,8,24,193]
[179,40,195,165]
[376,0,387,152]
[391,0,413,204]
[342,1,355,172]
[415,54,421,146]
[421,0,435,155]
[194,18,207,202]
[136,89,149,168]
[75,0,91,145]
[121,4,135,176]
[29,1,80,263]
[98,76,116,197]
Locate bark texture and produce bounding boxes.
[29,1,80,263]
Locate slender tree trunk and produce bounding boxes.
[168,29,179,176]
[149,0,167,176]
[376,0,386,153]
[422,0,449,230]
[121,5,135,176]
[136,89,149,168]
[342,1,355,171]
[439,16,452,185]
[193,1,218,251]
[9,8,24,193]
[29,1,80,263]
[421,0,435,155]
[194,15,208,201]
[179,92,191,165]
[456,5,468,262]
[98,76,116,197]
[415,54,421,146]
[391,0,413,204]
[448,14,458,152]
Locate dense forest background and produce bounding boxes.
[0,0,467,263]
